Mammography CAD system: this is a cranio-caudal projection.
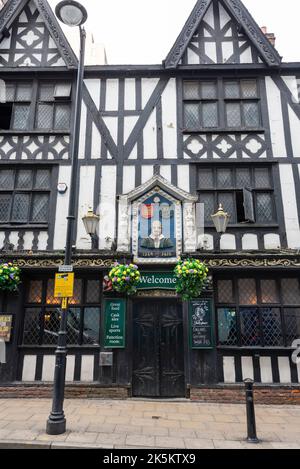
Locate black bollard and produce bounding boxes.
[244,378,259,443]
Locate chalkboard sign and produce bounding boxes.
[103,299,126,348]
[189,299,214,349]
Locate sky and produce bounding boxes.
[49,0,300,64]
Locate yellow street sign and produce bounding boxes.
[61,298,68,309]
[54,273,74,298]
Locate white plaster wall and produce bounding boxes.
[220,234,236,250]
[264,234,281,250]
[161,78,177,159]
[23,232,34,250]
[103,116,118,147]
[141,165,153,184]
[76,166,96,249]
[124,78,136,110]
[78,102,87,159]
[240,46,253,63]
[159,165,171,183]
[187,48,200,65]
[42,355,55,381]
[141,78,159,107]
[124,116,139,144]
[223,356,235,383]
[288,106,300,157]
[222,42,233,63]
[219,3,231,28]
[0,232,5,249]
[38,231,48,250]
[53,166,71,250]
[265,77,287,158]
[242,234,258,251]
[278,357,292,384]
[80,355,94,382]
[260,357,273,383]
[123,166,136,194]
[91,123,102,159]
[143,109,157,159]
[241,356,254,381]
[282,76,298,103]
[65,355,75,382]
[98,165,117,249]
[279,164,300,248]
[84,79,101,109]
[8,231,18,250]
[22,355,37,381]
[105,79,119,111]
[177,165,190,192]
[204,42,217,63]
[203,2,214,28]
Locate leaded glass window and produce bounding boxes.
[0,168,51,224]
[183,80,218,129]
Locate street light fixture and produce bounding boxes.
[211,204,230,252]
[82,208,99,250]
[46,0,88,436]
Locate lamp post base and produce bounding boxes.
[246,437,260,444]
[46,414,66,435]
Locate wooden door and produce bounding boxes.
[132,299,185,397]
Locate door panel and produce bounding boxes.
[132,299,185,397]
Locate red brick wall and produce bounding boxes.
[0,384,129,399]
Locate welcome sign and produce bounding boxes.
[137,272,176,290]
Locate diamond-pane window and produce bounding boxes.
[39,84,55,101]
[31,194,49,223]
[201,82,217,99]
[226,103,241,127]
[198,169,214,189]
[16,170,32,189]
[28,280,43,303]
[86,280,100,303]
[218,308,237,345]
[202,102,218,127]
[83,307,100,345]
[54,104,70,130]
[184,103,199,129]
[243,102,260,127]
[284,308,300,344]
[256,193,273,222]
[241,80,257,98]
[217,169,232,188]
[43,309,60,345]
[23,308,41,345]
[183,82,200,99]
[254,168,270,188]
[69,279,82,305]
[225,81,240,99]
[46,279,60,305]
[36,104,53,129]
[240,307,260,346]
[261,279,279,303]
[261,308,283,346]
[34,169,50,190]
[0,194,11,222]
[236,168,251,188]
[16,84,32,101]
[281,279,300,305]
[12,193,30,222]
[0,170,14,189]
[67,308,81,345]
[200,193,215,222]
[218,193,235,222]
[238,278,257,305]
[218,280,234,303]
[5,84,15,102]
[12,104,30,130]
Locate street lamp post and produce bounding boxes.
[46,0,88,436]
[211,204,230,253]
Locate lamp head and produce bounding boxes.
[82,208,99,236]
[211,203,230,234]
[55,0,88,27]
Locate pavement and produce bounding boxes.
[0,398,300,449]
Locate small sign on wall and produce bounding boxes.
[0,315,13,342]
[189,299,214,349]
[103,299,126,348]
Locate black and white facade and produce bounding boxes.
[0,0,300,398]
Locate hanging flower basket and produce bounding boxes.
[0,263,21,292]
[108,262,141,295]
[174,258,208,301]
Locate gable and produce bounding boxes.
[0,0,76,68]
[165,0,281,68]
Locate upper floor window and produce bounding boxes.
[0,81,72,131]
[183,79,261,131]
[198,165,276,225]
[0,167,51,224]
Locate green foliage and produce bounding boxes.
[108,262,141,295]
[174,258,208,301]
[0,263,21,292]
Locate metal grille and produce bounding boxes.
[243,102,259,127]
[0,194,11,222]
[183,82,200,99]
[256,193,273,222]
[198,169,214,189]
[0,170,14,189]
[43,309,60,345]
[261,279,279,303]
[217,169,232,188]
[255,168,270,188]
[83,307,100,345]
[199,193,215,222]
[218,280,234,303]
[236,168,251,188]
[36,104,53,129]
[238,278,257,305]
[262,308,283,346]
[224,81,240,99]
[31,194,49,223]
[23,308,41,345]
[284,308,300,344]
[67,308,81,345]
[217,308,237,345]
[12,193,30,222]
[201,82,217,99]
[16,83,32,101]
[86,280,100,303]
[27,280,43,303]
[16,170,32,189]
[240,308,260,346]
[281,279,300,304]
[54,104,70,130]
[226,103,241,127]
[12,105,30,130]
[241,80,257,98]
[39,84,55,101]
[202,102,218,127]
[184,103,199,129]
[34,169,50,189]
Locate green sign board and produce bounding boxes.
[103,299,126,348]
[189,299,214,349]
[137,272,176,290]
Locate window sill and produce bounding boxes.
[183,128,265,134]
[0,224,48,230]
[0,130,70,136]
[204,223,279,229]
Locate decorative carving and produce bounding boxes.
[183,202,197,253]
[206,258,300,268]
[0,257,115,268]
[0,0,20,31]
[117,196,130,253]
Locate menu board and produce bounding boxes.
[189,299,214,349]
[103,299,126,348]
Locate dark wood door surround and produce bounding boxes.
[132,299,185,397]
